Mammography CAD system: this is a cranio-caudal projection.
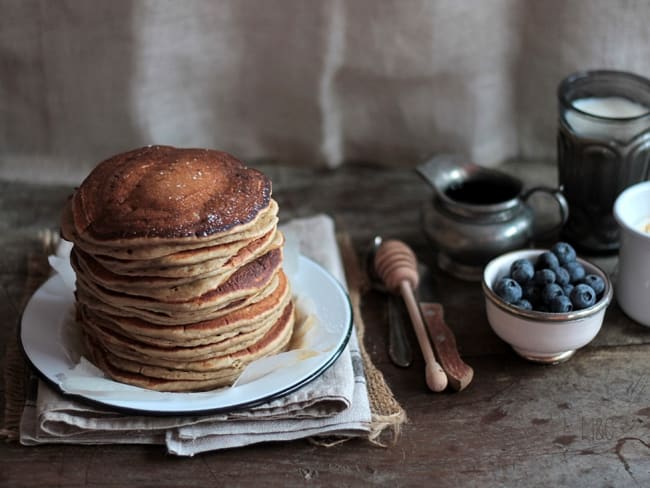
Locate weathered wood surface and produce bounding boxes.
[1,162,649,488]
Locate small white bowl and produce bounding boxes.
[482,249,613,364]
[613,181,650,326]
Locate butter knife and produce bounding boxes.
[418,265,474,391]
[387,294,413,368]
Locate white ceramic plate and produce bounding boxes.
[20,255,353,415]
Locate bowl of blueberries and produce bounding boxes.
[482,242,613,364]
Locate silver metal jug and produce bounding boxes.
[419,155,569,281]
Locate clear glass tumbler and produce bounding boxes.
[557,70,650,253]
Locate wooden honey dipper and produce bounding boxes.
[374,239,448,392]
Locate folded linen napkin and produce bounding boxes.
[19,214,372,455]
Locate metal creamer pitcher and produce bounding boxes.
[418,155,569,281]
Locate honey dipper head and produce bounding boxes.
[373,239,420,293]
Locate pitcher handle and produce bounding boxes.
[521,186,569,238]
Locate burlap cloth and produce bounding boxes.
[1,214,406,455]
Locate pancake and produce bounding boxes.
[71,145,272,243]
[79,303,282,362]
[90,218,280,276]
[83,302,295,392]
[71,230,284,301]
[84,333,243,391]
[100,303,294,378]
[61,198,279,261]
[77,270,291,347]
[73,247,283,313]
[75,271,283,325]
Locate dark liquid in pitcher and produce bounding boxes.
[444,175,521,205]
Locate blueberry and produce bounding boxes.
[494,277,523,303]
[514,299,533,310]
[534,268,556,286]
[522,281,541,305]
[510,259,534,284]
[553,266,570,286]
[570,283,596,310]
[542,283,565,304]
[563,261,586,283]
[582,274,605,296]
[536,251,560,270]
[549,295,573,313]
[551,241,577,265]
[562,283,575,297]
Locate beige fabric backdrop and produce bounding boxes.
[2,0,650,183]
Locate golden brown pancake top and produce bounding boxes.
[72,145,271,240]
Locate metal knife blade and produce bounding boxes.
[387,294,413,368]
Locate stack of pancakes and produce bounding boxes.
[61,145,294,392]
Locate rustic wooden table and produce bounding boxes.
[1,161,649,487]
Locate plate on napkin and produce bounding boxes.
[20,255,353,415]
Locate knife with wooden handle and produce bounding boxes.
[419,302,473,391]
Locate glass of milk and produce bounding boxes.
[558,70,650,253]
